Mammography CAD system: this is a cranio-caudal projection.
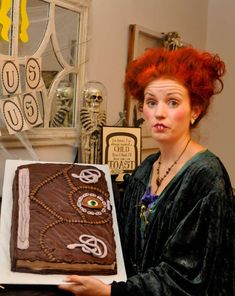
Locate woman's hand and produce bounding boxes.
[58,275,111,296]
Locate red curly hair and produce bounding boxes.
[125,47,225,124]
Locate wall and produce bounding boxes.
[200,0,235,186]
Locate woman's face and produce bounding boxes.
[143,79,196,144]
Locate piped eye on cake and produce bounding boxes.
[10,163,117,275]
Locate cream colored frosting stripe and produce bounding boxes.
[67,234,108,258]
[17,168,30,249]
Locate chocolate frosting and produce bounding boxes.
[10,163,117,275]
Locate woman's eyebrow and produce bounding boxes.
[166,90,185,96]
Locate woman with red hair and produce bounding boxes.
[59,47,235,296]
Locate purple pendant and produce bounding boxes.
[140,187,158,206]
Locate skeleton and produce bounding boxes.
[50,85,73,127]
[80,88,106,164]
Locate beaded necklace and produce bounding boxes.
[155,138,191,193]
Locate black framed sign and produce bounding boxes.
[102,126,141,180]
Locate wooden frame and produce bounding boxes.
[101,126,141,180]
[125,24,165,159]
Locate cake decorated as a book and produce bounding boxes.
[10,163,117,275]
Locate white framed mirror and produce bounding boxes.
[0,0,90,148]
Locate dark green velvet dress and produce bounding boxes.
[111,150,235,296]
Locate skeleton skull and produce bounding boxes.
[84,88,103,113]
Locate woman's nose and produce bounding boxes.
[154,102,166,118]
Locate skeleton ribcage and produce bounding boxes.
[51,106,71,127]
[80,108,106,133]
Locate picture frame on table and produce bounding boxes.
[101,126,141,181]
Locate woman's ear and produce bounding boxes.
[191,105,202,124]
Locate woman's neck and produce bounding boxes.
[157,138,206,164]
[157,137,191,164]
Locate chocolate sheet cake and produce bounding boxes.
[10,163,117,275]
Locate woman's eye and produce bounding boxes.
[145,100,157,108]
[168,100,179,107]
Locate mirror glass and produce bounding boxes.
[0,39,10,56]
[41,39,63,88]
[54,6,80,66]
[18,0,49,57]
[0,0,84,130]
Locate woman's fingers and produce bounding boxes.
[58,275,111,296]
